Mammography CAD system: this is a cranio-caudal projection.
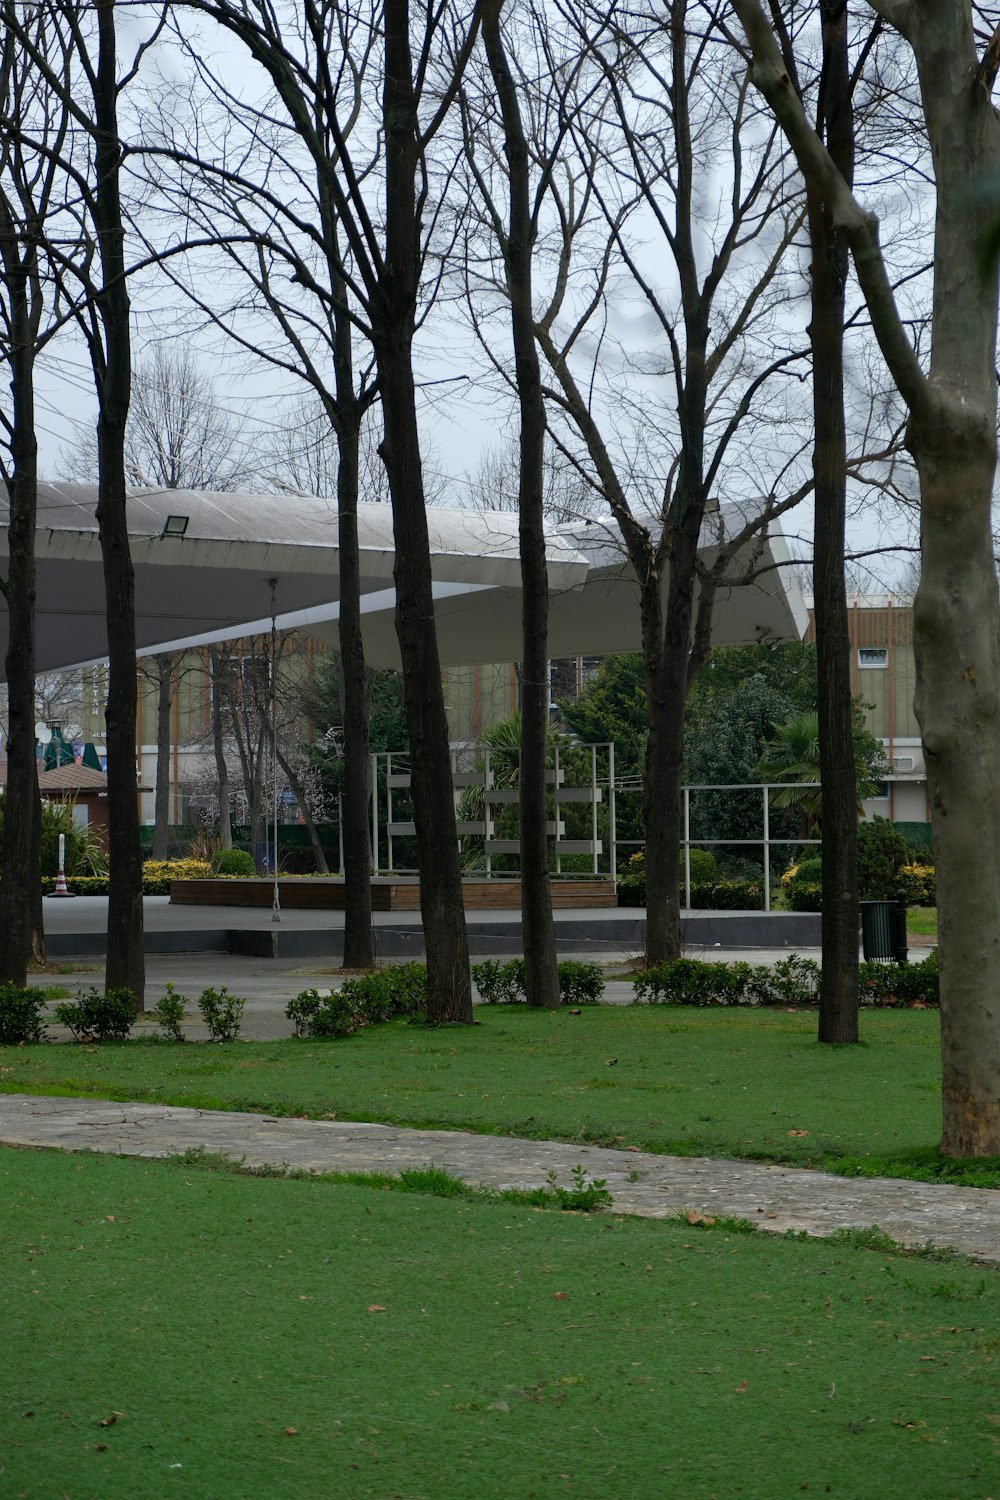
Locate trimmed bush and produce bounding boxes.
[141,859,212,895]
[786,880,823,913]
[54,987,135,1041]
[472,959,605,1006]
[286,965,428,1038]
[859,950,939,1006]
[0,984,49,1044]
[212,848,257,877]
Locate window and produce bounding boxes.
[858,646,888,668]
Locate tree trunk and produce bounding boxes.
[274,739,329,874]
[482,0,559,1009]
[152,654,173,860]
[333,405,375,969]
[0,236,40,985]
[375,0,471,1022]
[95,0,143,1009]
[809,0,858,1045]
[209,646,232,849]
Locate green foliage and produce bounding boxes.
[141,859,212,894]
[542,1164,613,1212]
[556,961,605,1005]
[858,950,939,1006]
[287,965,428,1038]
[786,880,823,912]
[897,862,936,906]
[857,817,910,899]
[633,953,822,1008]
[54,986,135,1041]
[197,986,246,1042]
[756,708,888,836]
[471,959,526,1004]
[631,951,936,1010]
[472,959,604,1006]
[211,848,257,876]
[0,984,49,1044]
[153,984,188,1042]
[0,791,107,878]
[286,987,359,1039]
[558,653,646,773]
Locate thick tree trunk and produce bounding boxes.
[152,654,172,860]
[811,0,859,1045]
[375,0,471,1022]
[95,0,143,1009]
[0,262,40,985]
[482,0,559,1009]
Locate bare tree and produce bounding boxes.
[464,0,812,962]
[145,0,483,1015]
[0,3,76,981]
[731,0,1000,1154]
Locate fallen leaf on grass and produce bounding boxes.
[553,1292,569,1301]
[787,1130,810,1138]
[685,1211,715,1227]
[97,1412,124,1428]
[284,1427,298,1437]
[366,1305,387,1313]
[735,1380,749,1393]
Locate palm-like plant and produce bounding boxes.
[756,708,887,840]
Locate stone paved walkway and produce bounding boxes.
[1,1092,997,1264]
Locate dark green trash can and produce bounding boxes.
[860,892,908,965]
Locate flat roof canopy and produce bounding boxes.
[0,484,807,675]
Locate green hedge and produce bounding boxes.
[619,878,765,911]
[633,951,938,1008]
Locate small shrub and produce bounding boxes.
[897,862,936,906]
[211,848,257,877]
[286,987,358,1038]
[618,848,719,906]
[689,879,766,911]
[544,1164,613,1212]
[750,954,820,1006]
[54,986,135,1042]
[472,959,527,1004]
[0,984,49,1044]
[197,985,246,1042]
[153,983,188,1042]
[786,880,823,913]
[341,964,427,1024]
[557,961,605,1005]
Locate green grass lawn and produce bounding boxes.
[4,1145,998,1500]
[908,907,938,940]
[2,1004,972,1182]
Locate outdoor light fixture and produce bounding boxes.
[161,514,189,537]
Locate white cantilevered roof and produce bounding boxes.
[0,485,807,674]
[0,483,588,674]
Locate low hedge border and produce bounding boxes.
[632,950,939,1007]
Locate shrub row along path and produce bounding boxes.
[2,1091,997,1263]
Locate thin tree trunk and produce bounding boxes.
[376,0,471,1022]
[333,404,375,968]
[152,654,172,861]
[0,225,40,985]
[482,0,559,1009]
[809,0,858,1044]
[95,0,143,1009]
[274,739,329,873]
[209,645,232,849]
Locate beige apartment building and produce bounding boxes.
[807,595,929,829]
